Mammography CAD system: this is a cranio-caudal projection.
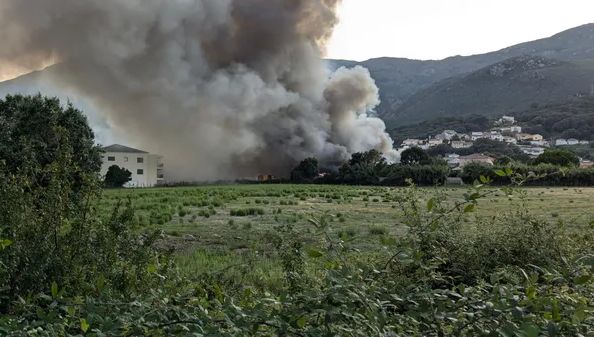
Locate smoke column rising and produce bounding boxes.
[0,0,397,180]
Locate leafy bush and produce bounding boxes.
[0,95,160,314]
[230,208,265,216]
[461,162,594,186]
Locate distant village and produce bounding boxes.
[396,115,593,169]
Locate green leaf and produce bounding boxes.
[464,204,475,213]
[479,175,489,184]
[96,275,106,292]
[505,168,514,175]
[306,248,323,258]
[0,239,12,250]
[574,274,591,285]
[427,198,435,212]
[51,281,58,298]
[296,316,307,328]
[494,169,506,177]
[80,318,90,333]
[520,323,540,337]
[147,264,157,273]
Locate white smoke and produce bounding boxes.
[0,0,397,180]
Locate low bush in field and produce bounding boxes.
[230,208,265,216]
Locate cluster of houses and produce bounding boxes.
[398,116,593,168]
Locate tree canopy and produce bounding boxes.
[105,165,132,188]
[533,149,580,167]
[290,157,319,182]
[400,147,431,165]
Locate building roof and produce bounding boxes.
[102,144,148,154]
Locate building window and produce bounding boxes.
[137,157,144,163]
[107,156,115,161]
[137,169,144,175]
[124,156,129,162]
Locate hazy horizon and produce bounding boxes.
[328,0,594,61]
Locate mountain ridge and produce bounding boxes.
[328,23,594,126]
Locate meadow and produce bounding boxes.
[99,184,594,289]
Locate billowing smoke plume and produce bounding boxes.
[0,0,397,180]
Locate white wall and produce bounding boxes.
[100,152,163,187]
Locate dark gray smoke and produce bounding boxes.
[0,0,397,180]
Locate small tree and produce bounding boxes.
[400,147,430,165]
[290,157,319,182]
[104,165,132,188]
[533,149,580,167]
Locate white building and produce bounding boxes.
[496,116,516,125]
[567,138,579,145]
[530,140,549,147]
[471,132,484,141]
[486,131,504,142]
[502,136,518,144]
[555,139,568,146]
[101,144,164,187]
[436,130,458,141]
[427,139,443,147]
[519,146,545,157]
[510,126,522,133]
[451,141,473,149]
[579,140,590,145]
[402,139,423,147]
[445,153,461,167]
[516,133,543,142]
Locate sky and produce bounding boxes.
[327,0,594,61]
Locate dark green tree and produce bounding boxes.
[105,165,132,187]
[339,150,388,184]
[0,95,156,312]
[290,157,319,182]
[400,147,430,165]
[0,94,102,197]
[533,149,580,167]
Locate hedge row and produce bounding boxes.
[461,163,594,186]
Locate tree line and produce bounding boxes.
[290,145,594,186]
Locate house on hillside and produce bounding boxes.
[502,136,518,144]
[495,116,516,125]
[530,140,550,147]
[101,144,164,187]
[445,153,461,167]
[471,132,485,141]
[580,160,594,168]
[435,130,458,141]
[519,146,545,157]
[402,139,423,147]
[427,139,443,147]
[515,133,543,142]
[510,126,522,133]
[486,131,504,142]
[567,138,580,145]
[458,154,495,167]
[555,139,568,146]
[451,141,472,149]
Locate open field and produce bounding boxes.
[99,184,594,287]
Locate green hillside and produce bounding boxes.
[390,56,594,126]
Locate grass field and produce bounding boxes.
[98,184,594,288]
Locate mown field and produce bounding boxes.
[98,184,594,288]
